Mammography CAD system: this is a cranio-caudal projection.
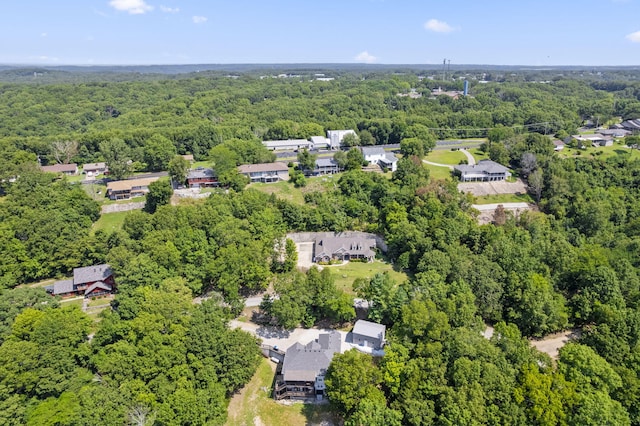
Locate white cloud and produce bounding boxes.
[626,31,640,42]
[354,51,378,64]
[160,5,179,13]
[192,15,207,24]
[424,18,455,33]
[109,0,153,14]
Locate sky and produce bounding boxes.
[1,0,640,66]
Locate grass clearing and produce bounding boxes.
[474,193,534,204]
[557,144,640,161]
[226,358,336,426]
[60,298,84,308]
[93,211,131,233]
[250,174,339,205]
[327,259,409,294]
[470,148,490,162]
[425,149,467,165]
[424,163,454,181]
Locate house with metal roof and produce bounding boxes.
[262,139,312,151]
[274,331,342,400]
[454,160,511,182]
[352,320,386,350]
[310,136,330,150]
[45,264,115,298]
[238,162,289,183]
[620,119,640,132]
[313,236,376,263]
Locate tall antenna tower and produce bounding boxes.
[442,58,447,81]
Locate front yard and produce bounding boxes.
[327,259,409,294]
[225,358,337,426]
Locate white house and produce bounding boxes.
[361,146,386,164]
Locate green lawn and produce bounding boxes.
[226,358,336,426]
[93,211,131,233]
[557,144,640,161]
[249,174,338,205]
[470,148,490,161]
[424,163,454,181]
[60,298,84,308]
[474,193,534,204]
[327,259,409,294]
[425,149,467,165]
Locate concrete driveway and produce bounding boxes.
[296,242,314,269]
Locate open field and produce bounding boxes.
[327,260,409,294]
[424,164,454,180]
[93,211,131,233]
[249,174,338,205]
[226,358,336,426]
[425,149,467,165]
[557,144,640,161]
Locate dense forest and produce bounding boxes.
[1,69,640,424]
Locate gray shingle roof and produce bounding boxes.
[455,160,509,174]
[361,147,385,157]
[187,168,216,179]
[353,320,386,341]
[51,279,74,295]
[314,236,376,260]
[281,331,341,382]
[73,264,113,285]
[85,281,112,296]
[315,158,337,168]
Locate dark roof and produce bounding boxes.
[85,281,112,296]
[187,168,216,179]
[353,320,386,341]
[51,279,74,295]
[454,160,509,174]
[40,163,77,173]
[315,158,338,168]
[281,331,341,382]
[314,236,376,259]
[83,162,107,171]
[74,264,113,285]
[382,152,398,163]
[361,147,385,157]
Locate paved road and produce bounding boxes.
[460,148,476,165]
[423,159,454,169]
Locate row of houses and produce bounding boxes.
[40,162,108,176]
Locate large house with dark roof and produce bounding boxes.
[45,264,115,298]
[274,331,342,400]
[454,160,511,182]
[308,158,340,176]
[106,177,159,200]
[313,236,376,263]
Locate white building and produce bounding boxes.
[327,130,357,149]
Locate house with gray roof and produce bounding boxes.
[45,264,115,298]
[352,320,386,349]
[310,136,330,150]
[454,160,511,182]
[620,119,640,133]
[238,162,289,183]
[186,168,218,188]
[309,158,340,176]
[274,331,341,400]
[40,163,78,176]
[313,236,376,263]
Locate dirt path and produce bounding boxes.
[530,329,581,359]
[422,159,454,169]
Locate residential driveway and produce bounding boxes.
[296,242,314,269]
[460,149,476,165]
[530,329,581,359]
[229,320,347,351]
[458,178,527,196]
